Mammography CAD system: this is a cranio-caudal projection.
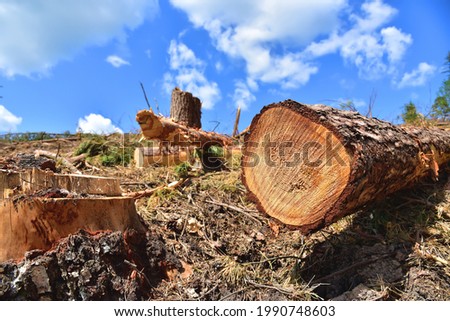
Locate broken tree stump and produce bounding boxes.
[242,99,450,233]
[0,168,145,261]
[136,109,232,147]
[0,168,122,199]
[170,87,202,128]
[0,197,145,261]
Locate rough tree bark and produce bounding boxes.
[170,87,202,128]
[242,99,450,233]
[136,109,232,147]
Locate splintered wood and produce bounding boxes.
[242,100,450,233]
[136,109,232,147]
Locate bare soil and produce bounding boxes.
[1,137,449,301]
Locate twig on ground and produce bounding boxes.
[120,181,153,187]
[219,288,247,301]
[245,279,293,297]
[401,196,436,208]
[414,243,449,266]
[122,179,186,199]
[84,161,101,172]
[197,283,220,300]
[123,259,152,287]
[243,255,302,266]
[312,253,393,284]
[205,198,263,224]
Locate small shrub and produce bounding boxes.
[174,162,192,178]
[75,135,134,167]
[75,136,107,157]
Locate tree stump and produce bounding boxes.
[170,87,202,128]
[242,100,450,233]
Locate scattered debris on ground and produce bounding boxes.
[0,229,181,300]
[1,136,449,301]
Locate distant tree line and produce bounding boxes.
[402,51,450,125]
[0,131,72,142]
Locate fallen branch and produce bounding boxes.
[34,149,81,174]
[136,109,232,147]
[414,243,449,266]
[243,255,302,266]
[122,179,186,199]
[312,253,393,284]
[245,279,295,296]
[69,153,87,164]
[205,198,263,224]
[218,288,247,301]
[83,161,101,172]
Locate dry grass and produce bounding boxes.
[2,135,448,300]
[126,157,449,300]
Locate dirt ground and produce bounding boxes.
[1,136,449,300]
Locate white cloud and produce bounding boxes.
[0,0,158,77]
[0,105,22,132]
[352,0,397,31]
[170,0,415,98]
[396,62,436,88]
[381,27,412,63]
[170,0,343,88]
[77,114,123,134]
[215,61,223,72]
[233,80,256,110]
[164,40,220,110]
[306,0,412,80]
[106,55,130,68]
[168,40,202,69]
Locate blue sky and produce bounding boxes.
[0,0,449,134]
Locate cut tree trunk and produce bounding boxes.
[0,197,145,261]
[242,99,450,233]
[170,87,202,128]
[0,168,122,199]
[136,109,232,148]
[0,168,145,261]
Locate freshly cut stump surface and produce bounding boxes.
[243,107,351,227]
[243,100,450,232]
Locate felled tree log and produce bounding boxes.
[242,100,450,233]
[170,87,202,128]
[136,109,232,147]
